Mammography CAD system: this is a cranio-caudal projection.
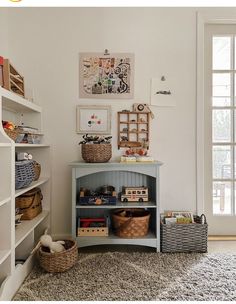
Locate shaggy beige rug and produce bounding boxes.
[14,251,236,301]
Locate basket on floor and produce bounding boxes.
[112,208,150,238]
[81,144,112,163]
[15,187,42,220]
[38,239,78,273]
[161,214,208,253]
[15,160,35,189]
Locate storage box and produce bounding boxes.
[77,217,109,236]
[160,215,208,253]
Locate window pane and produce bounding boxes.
[213,182,232,215]
[212,109,231,142]
[212,97,231,107]
[213,36,231,70]
[213,73,230,97]
[213,146,231,179]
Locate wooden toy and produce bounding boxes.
[120,186,149,202]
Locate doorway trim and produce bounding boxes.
[197,12,236,215]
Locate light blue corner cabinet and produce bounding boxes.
[70,161,163,252]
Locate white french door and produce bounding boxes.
[205,24,236,235]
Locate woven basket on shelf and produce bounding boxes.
[4,128,19,141]
[15,187,42,220]
[112,208,150,238]
[15,160,35,189]
[81,144,112,163]
[38,239,78,273]
[33,161,41,181]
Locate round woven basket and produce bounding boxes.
[81,144,112,163]
[38,239,78,273]
[112,208,150,238]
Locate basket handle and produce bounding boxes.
[200,214,207,224]
[19,190,43,210]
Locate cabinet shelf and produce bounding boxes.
[0,197,11,208]
[0,87,41,113]
[15,210,49,247]
[76,201,157,209]
[76,231,157,248]
[0,82,50,301]
[15,144,50,148]
[119,121,149,124]
[71,162,162,252]
[15,177,50,198]
[0,250,11,265]
[0,143,11,147]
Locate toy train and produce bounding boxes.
[121,186,149,202]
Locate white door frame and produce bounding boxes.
[197,12,236,215]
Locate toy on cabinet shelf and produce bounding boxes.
[79,185,117,205]
[120,186,149,202]
[77,217,109,236]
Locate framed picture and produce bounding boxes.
[76,105,111,134]
[79,52,134,99]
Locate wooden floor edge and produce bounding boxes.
[208,235,236,241]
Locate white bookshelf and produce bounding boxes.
[0,87,51,300]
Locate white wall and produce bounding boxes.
[6,8,198,236]
[0,9,9,58]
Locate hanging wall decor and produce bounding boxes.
[76,105,111,134]
[79,52,134,99]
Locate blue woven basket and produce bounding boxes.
[15,160,35,190]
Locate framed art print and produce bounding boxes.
[79,52,134,99]
[76,105,111,134]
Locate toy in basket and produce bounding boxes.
[35,234,78,273]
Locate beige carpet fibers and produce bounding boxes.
[14,251,236,301]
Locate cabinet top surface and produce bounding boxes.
[69,161,163,167]
[0,87,41,113]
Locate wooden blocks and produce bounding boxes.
[3,59,25,97]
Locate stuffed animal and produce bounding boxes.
[40,235,65,253]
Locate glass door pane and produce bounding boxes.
[212,109,231,143]
[213,145,232,179]
[213,36,231,70]
[213,182,232,215]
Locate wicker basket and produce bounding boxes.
[112,208,150,238]
[38,239,78,273]
[15,187,42,220]
[4,128,19,141]
[33,161,41,181]
[15,160,35,189]
[81,144,112,163]
[161,214,208,253]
